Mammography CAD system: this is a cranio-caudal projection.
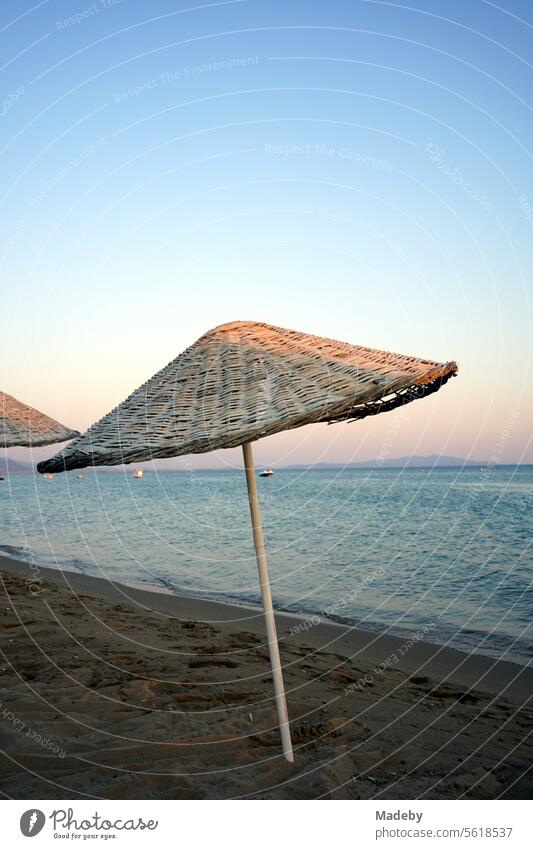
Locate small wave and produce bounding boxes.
[0,544,33,561]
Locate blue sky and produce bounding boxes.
[1,0,532,466]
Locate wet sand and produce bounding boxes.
[0,553,531,799]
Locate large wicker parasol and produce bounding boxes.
[38,320,458,761]
[1,390,79,448]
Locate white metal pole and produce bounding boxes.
[242,441,294,763]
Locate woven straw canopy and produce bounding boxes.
[38,321,457,473]
[1,390,79,448]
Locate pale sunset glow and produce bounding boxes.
[1,1,531,468]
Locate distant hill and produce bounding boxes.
[0,458,34,474]
[281,455,486,470]
[0,455,510,475]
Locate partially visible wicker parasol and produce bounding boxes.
[38,320,458,762]
[1,390,79,448]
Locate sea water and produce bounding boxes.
[1,466,531,665]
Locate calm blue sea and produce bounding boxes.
[1,466,531,666]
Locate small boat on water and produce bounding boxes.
[259,469,274,477]
[76,474,84,480]
[44,473,54,480]
[134,469,144,479]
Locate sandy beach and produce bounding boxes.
[0,553,531,800]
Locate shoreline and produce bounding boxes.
[1,552,531,703]
[1,544,529,669]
